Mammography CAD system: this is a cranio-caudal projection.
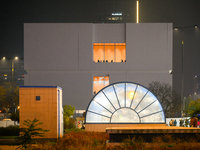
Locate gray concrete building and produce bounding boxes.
[24,23,172,111]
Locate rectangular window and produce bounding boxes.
[93,43,126,63]
[93,43,104,62]
[93,76,109,94]
[36,96,40,101]
[116,43,126,62]
[105,43,115,62]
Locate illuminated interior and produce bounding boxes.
[86,82,165,123]
[93,43,126,62]
[93,76,109,94]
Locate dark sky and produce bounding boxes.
[0,0,200,97]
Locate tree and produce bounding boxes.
[0,82,19,111]
[63,105,75,129]
[0,85,6,107]
[10,109,19,123]
[15,118,49,149]
[185,98,200,119]
[148,81,179,117]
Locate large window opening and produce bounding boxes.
[93,76,109,94]
[93,43,126,63]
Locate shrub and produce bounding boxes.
[122,136,145,150]
[65,118,76,129]
[26,131,200,150]
[55,131,109,149]
[33,130,109,150]
[15,118,49,149]
[0,126,19,136]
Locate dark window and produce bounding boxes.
[36,96,40,101]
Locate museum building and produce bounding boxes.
[24,23,172,111]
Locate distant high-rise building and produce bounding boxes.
[97,1,135,23]
[0,58,27,86]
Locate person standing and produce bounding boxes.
[169,119,173,126]
[174,119,177,126]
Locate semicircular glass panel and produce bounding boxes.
[88,100,112,117]
[140,111,165,123]
[135,92,158,113]
[93,91,115,113]
[114,83,125,107]
[85,82,166,124]
[111,108,139,123]
[138,100,163,117]
[102,86,120,110]
[131,85,148,110]
[86,111,110,123]
[126,83,137,107]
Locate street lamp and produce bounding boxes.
[12,57,18,85]
[11,56,19,112]
[2,56,19,112]
[174,25,198,117]
[194,75,198,94]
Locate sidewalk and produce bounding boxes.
[0,139,20,145]
[0,145,19,150]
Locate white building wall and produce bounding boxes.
[126,23,172,71]
[24,23,172,110]
[93,24,126,43]
[24,23,79,70]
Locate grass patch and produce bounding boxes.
[64,128,85,133]
[0,136,19,139]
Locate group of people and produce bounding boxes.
[190,117,198,127]
[170,117,200,127]
[169,119,177,126]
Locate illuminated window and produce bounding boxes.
[86,82,165,124]
[93,43,126,63]
[93,76,109,94]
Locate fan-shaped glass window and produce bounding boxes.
[86,82,166,124]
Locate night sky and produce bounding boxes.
[0,0,200,97]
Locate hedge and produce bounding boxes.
[0,126,20,136]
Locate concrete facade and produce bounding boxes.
[24,23,172,110]
[19,86,63,139]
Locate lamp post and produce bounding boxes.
[194,75,198,94]
[1,56,19,112]
[11,57,18,112]
[174,25,197,117]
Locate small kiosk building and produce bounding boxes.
[19,86,63,139]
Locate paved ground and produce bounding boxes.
[0,145,19,150]
[0,139,21,150]
[0,139,20,145]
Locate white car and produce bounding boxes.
[3,119,11,121]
